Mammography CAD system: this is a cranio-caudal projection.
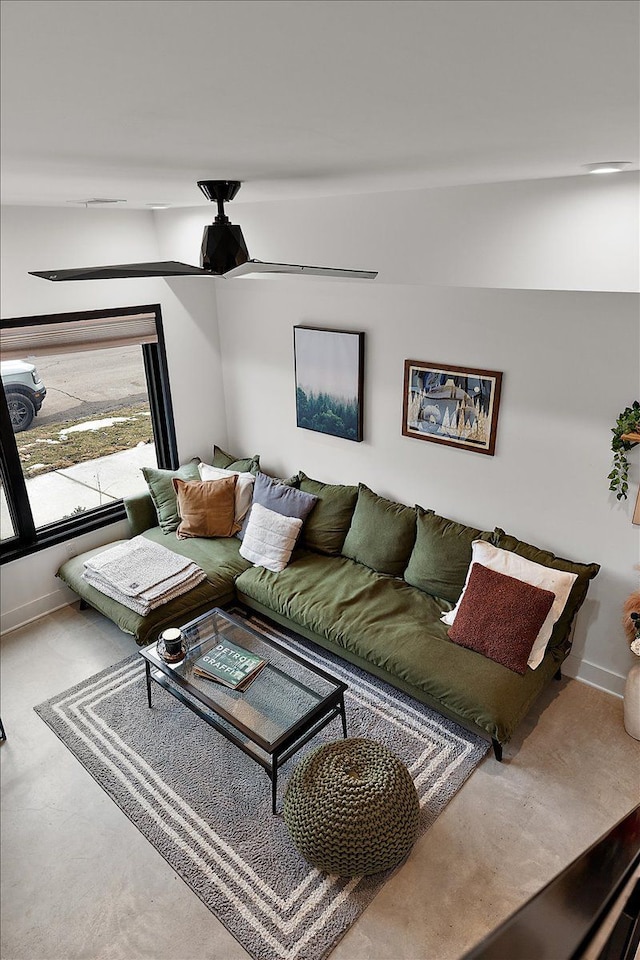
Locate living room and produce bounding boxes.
[1,2,639,959]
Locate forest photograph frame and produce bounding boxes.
[293,326,364,442]
[402,359,502,456]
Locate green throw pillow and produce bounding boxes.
[341,484,416,577]
[211,445,260,476]
[295,471,359,555]
[141,462,200,533]
[493,528,600,653]
[404,506,494,603]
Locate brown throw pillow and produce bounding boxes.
[172,475,238,540]
[447,563,556,674]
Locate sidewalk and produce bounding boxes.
[0,444,156,534]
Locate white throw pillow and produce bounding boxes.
[239,502,303,573]
[441,540,577,669]
[198,462,255,525]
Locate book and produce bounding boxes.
[192,638,267,690]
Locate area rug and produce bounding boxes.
[35,611,489,960]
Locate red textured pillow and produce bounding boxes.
[447,563,556,674]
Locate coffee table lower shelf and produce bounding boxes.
[144,662,348,813]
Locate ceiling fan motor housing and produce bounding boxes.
[200,222,250,274]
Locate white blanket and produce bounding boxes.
[82,536,206,615]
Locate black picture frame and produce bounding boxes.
[294,326,364,442]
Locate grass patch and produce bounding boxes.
[16,404,154,476]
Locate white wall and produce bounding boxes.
[210,174,640,695]
[0,204,226,631]
[1,175,639,697]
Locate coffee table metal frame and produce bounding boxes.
[139,607,348,813]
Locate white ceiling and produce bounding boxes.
[1,0,638,209]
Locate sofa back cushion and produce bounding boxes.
[493,528,600,654]
[294,471,359,555]
[404,506,494,603]
[341,484,416,577]
[141,462,201,533]
[211,445,261,476]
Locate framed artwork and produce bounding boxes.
[402,359,502,456]
[294,326,364,442]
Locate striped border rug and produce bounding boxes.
[35,612,489,960]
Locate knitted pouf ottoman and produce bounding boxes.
[283,737,420,877]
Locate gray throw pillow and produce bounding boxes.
[238,472,318,540]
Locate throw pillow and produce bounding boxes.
[239,502,303,573]
[493,528,600,655]
[403,506,494,603]
[238,472,318,540]
[141,462,201,533]
[442,540,578,669]
[198,462,255,525]
[211,445,260,476]
[447,563,556,674]
[341,484,416,577]
[172,475,238,540]
[295,471,359,555]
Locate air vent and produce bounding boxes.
[66,198,126,206]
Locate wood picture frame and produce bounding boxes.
[402,359,502,456]
[294,326,364,442]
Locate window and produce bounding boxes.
[0,304,177,563]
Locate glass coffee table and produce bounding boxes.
[139,607,348,813]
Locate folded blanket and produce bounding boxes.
[82,567,205,615]
[81,536,206,615]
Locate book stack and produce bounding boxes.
[193,639,267,691]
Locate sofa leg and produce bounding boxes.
[79,599,89,611]
[492,738,503,762]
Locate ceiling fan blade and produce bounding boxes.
[222,259,378,280]
[29,261,211,281]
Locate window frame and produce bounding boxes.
[0,303,177,565]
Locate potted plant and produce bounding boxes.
[608,402,640,500]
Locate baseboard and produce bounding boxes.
[563,653,626,699]
[0,586,76,637]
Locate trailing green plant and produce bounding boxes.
[608,401,640,500]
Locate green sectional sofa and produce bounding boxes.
[57,468,599,759]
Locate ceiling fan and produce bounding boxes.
[29,180,377,282]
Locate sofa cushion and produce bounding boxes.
[239,472,318,540]
[57,529,251,646]
[493,529,600,654]
[403,506,493,603]
[239,502,303,572]
[211,445,260,475]
[236,551,559,744]
[447,563,556,674]
[295,471,358,555]
[341,484,416,577]
[173,476,238,539]
[142,462,201,533]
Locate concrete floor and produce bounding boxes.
[1,603,639,960]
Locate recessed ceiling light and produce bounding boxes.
[583,161,632,174]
